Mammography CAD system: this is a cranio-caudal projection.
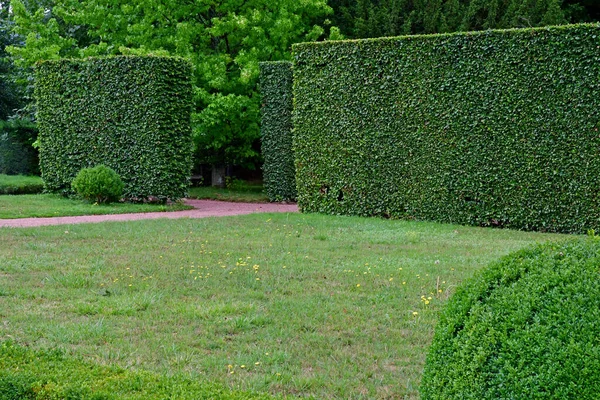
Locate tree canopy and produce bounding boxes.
[6,0,600,172]
[330,0,600,38]
[7,0,335,169]
[0,1,22,120]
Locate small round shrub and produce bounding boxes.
[421,238,600,399]
[71,165,124,204]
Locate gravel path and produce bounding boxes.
[0,199,299,228]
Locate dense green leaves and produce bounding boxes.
[0,0,28,121]
[293,24,600,233]
[420,237,600,399]
[1,12,17,120]
[329,0,600,39]
[8,0,334,170]
[35,56,193,200]
[259,61,296,202]
[72,164,124,204]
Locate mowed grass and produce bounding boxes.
[0,174,44,195]
[0,213,567,398]
[0,340,279,400]
[0,193,193,219]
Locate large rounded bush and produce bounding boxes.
[421,238,600,399]
[71,165,124,204]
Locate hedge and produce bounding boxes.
[35,56,193,200]
[0,119,39,176]
[292,23,600,233]
[0,341,279,400]
[0,175,44,195]
[259,61,296,202]
[420,237,600,399]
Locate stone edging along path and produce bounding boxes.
[0,199,299,228]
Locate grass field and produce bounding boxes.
[0,174,44,195]
[0,174,268,219]
[0,193,192,219]
[0,340,278,399]
[0,213,567,398]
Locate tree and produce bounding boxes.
[0,0,22,120]
[1,0,71,121]
[329,0,599,38]
[8,0,335,176]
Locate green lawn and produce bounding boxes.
[0,174,269,220]
[0,213,567,398]
[0,341,278,400]
[0,193,192,219]
[0,174,44,195]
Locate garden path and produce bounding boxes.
[0,199,298,228]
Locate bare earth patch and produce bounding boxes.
[0,199,298,228]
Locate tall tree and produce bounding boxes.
[330,0,600,38]
[0,0,21,120]
[8,0,334,172]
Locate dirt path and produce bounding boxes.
[0,199,299,228]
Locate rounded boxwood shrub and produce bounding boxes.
[420,237,600,399]
[71,165,124,204]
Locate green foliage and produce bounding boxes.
[420,237,600,399]
[5,0,77,68]
[0,119,39,176]
[259,61,296,202]
[8,0,335,170]
[0,341,279,399]
[71,165,124,204]
[0,213,565,399]
[35,56,193,200]
[329,0,600,39]
[0,3,22,121]
[292,24,600,233]
[0,174,43,195]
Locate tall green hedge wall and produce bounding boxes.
[35,56,193,200]
[260,61,297,202]
[292,24,600,233]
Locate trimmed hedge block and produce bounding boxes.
[35,56,193,200]
[260,61,296,202]
[292,24,600,233]
[420,238,600,399]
